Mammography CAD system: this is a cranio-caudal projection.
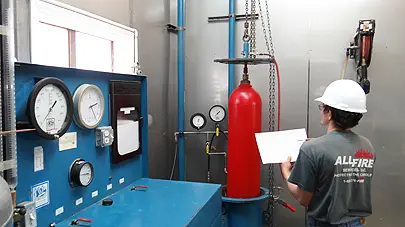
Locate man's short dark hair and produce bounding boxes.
[324,105,363,130]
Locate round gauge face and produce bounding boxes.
[28,77,74,140]
[190,113,207,130]
[34,84,68,134]
[79,162,94,186]
[209,105,226,122]
[74,84,105,129]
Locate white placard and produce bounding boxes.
[119,178,125,184]
[107,184,112,190]
[55,206,64,216]
[76,198,83,206]
[117,120,139,155]
[255,128,307,164]
[34,146,44,172]
[92,190,98,198]
[31,181,50,208]
[59,132,77,151]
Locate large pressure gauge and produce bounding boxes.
[73,84,105,129]
[190,113,207,130]
[69,159,94,187]
[209,105,226,123]
[27,77,74,140]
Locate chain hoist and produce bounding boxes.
[243,0,250,47]
[250,0,257,57]
[258,0,277,226]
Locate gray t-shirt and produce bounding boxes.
[288,130,375,225]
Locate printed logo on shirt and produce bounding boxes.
[333,149,374,184]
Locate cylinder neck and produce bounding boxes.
[241,63,250,84]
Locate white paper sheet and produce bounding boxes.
[255,128,307,164]
[117,120,140,155]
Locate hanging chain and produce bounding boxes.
[258,0,277,226]
[250,0,257,57]
[243,0,250,45]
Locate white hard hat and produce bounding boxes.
[315,79,367,113]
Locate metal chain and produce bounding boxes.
[250,0,257,57]
[258,0,277,226]
[243,0,250,44]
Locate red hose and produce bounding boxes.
[273,58,281,131]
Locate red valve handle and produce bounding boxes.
[283,203,296,213]
[78,218,94,223]
[136,185,148,188]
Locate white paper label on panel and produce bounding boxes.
[119,178,125,184]
[55,206,64,216]
[117,120,139,155]
[92,190,98,198]
[76,198,83,206]
[59,132,77,151]
[107,184,112,190]
[34,146,44,172]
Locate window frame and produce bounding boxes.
[30,0,139,74]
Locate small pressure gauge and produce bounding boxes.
[73,84,105,129]
[209,105,226,123]
[190,113,207,130]
[69,159,94,187]
[27,77,74,140]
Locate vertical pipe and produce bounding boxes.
[177,0,185,181]
[228,0,236,97]
[2,0,17,189]
[243,42,249,58]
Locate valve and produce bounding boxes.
[71,218,94,226]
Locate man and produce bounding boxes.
[280,79,376,227]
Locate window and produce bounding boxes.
[35,22,69,68]
[76,32,113,72]
[30,0,138,74]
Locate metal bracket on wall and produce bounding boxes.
[207,13,259,23]
[167,24,185,34]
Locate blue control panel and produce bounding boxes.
[14,63,148,226]
[56,178,222,227]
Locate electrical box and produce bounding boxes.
[110,81,143,164]
[95,126,114,148]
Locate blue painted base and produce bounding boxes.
[222,187,269,227]
[57,178,222,227]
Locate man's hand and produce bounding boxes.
[280,156,294,180]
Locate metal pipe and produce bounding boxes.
[243,42,250,58]
[175,131,228,136]
[207,14,258,23]
[177,0,185,181]
[228,0,236,97]
[2,0,17,189]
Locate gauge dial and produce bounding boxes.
[69,159,94,187]
[27,77,74,140]
[209,105,226,123]
[73,84,105,129]
[190,113,207,130]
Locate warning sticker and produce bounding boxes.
[32,181,50,209]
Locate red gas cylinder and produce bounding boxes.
[227,82,262,198]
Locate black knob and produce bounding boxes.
[102,198,113,206]
[15,207,26,215]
